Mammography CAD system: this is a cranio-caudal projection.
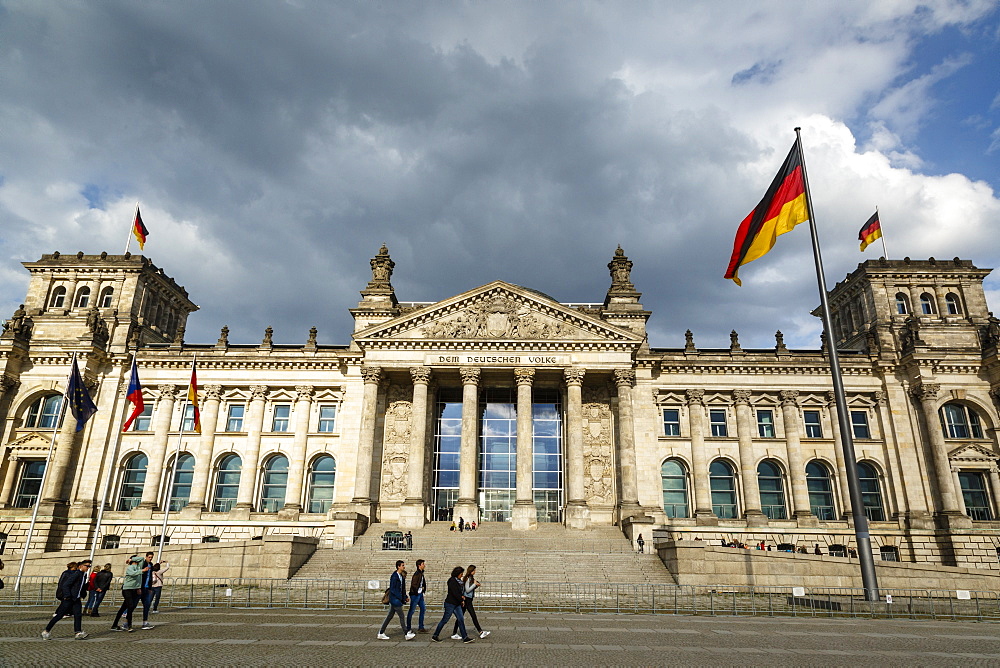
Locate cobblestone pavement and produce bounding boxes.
[2,606,1000,667]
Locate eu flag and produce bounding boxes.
[67,357,98,431]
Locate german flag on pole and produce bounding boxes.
[725,142,809,285]
[187,362,201,434]
[133,207,149,250]
[858,211,881,252]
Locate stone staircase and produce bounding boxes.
[291,522,675,585]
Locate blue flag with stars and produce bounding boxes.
[67,357,97,431]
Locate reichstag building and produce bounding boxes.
[2,246,1000,569]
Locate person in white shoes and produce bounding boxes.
[451,564,489,640]
[377,560,416,641]
[42,560,90,640]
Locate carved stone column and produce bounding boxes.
[453,367,481,523]
[779,390,813,522]
[564,368,589,529]
[182,385,222,518]
[733,390,766,525]
[351,366,382,518]
[0,453,18,507]
[615,369,642,519]
[911,382,968,526]
[686,389,717,524]
[136,385,177,511]
[279,385,314,519]
[825,391,851,518]
[511,367,537,531]
[233,385,268,515]
[399,367,432,529]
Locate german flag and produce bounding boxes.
[725,142,809,285]
[133,207,149,250]
[187,362,201,434]
[858,211,881,252]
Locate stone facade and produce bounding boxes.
[1,249,1000,573]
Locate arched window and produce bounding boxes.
[806,461,836,520]
[307,455,337,513]
[50,286,67,308]
[99,286,114,308]
[100,535,120,549]
[919,293,935,315]
[945,293,961,315]
[894,293,909,315]
[660,459,689,518]
[75,286,91,308]
[959,471,993,520]
[167,453,195,511]
[857,462,885,521]
[757,460,787,520]
[259,455,288,512]
[14,460,46,508]
[212,454,241,512]
[25,395,63,429]
[117,453,148,511]
[940,403,985,439]
[709,460,738,519]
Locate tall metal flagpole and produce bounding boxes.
[124,201,139,255]
[14,354,75,591]
[156,357,194,563]
[795,127,880,600]
[877,206,889,259]
[88,348,137,563]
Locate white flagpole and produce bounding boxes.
[156,357,195,562]
[124,201,139,255]
[877,206,889,259]
[88,349,137,563]
[15,354,76,591]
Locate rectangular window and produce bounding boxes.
[850,411,871,439]
[317,405,337,432]
[663,409,680,436]
[180,404,197,432]
[803,410,823,438]
[271,404,290,432]
[757,410,775,438]
[132,404,153,431]
[226,404,245,432]
[709,409,728,437]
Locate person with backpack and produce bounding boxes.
[42,560,90,640]
[85,563,114,616]
[377,560,415,641]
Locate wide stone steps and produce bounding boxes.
[291,522,675,585]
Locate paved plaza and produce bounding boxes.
[2,606,1000,666]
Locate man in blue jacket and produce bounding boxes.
[377,560,415,640]
[42,560,90,640]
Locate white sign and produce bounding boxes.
[225,588,232,597]
[367,580,381,590]
[956,590,971,600]
[792,587,805,597]
[425,353,571,366]
[885,595,893,604]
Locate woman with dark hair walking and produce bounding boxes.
[452,564,489,639]
[431,566,473,643]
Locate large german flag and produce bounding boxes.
[725,142,809,285]
[132,207,149,250]
[858,211,881,251]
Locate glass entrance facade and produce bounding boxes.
[532,388,563,522]
[479,387,517,521]
[432,388,462,520]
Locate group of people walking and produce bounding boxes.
[378,559,490,644]
[41,551,170,639]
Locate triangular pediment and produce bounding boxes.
[355,281,642,348]
[6,431,54,452]
[948,443,999,462]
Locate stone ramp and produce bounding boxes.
[291,522,675,584]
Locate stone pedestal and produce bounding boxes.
[935,511,973,530]
[511,500,537,531]
[179,504,204,520]
[228,506,251,521]
[565,502,589,530]
[397,499,427,529]
[744,510,769,528]
[694,511,719,526]
[277,506,301,522]
[452,499,479,525]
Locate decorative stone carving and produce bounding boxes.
[582,385,613,504]
[730,330,741,351]
[368,244,395,289]
[409,367,432,384]
[86,307,108,342]
[775,330,787,352]
[684,329,696,352]
[307,326,318,346]
[514,367,535,385]
[873,391,887,405]
[217,326,229,347]
[900,316,923,350]
[614,369,635,387]
[459,367,481,385]
[421,296,567,340]
[262,327,273,346]
[380,385,412,501]
[911,382,940,402]
[2,303,32,341]
[686,388,705,405]
[564,368,585,386]
[607,245,635,292]
[0,374,20,394]
[250,385,268,401]
[779,389,799,406]
[865,328,879,355]
[360,366,382,384]
[172,324,185,345]
[295,385,314,402]
[203,385,223,401]
[820,330,828,353]
[981,312,1000,349]
[157,384,178,399]
[733,389,752,405]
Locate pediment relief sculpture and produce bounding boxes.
[421,296,573,340]
[949,443,999,461]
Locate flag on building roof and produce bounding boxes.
[133,207,149,250]
[121,357,144,432]
[858,211,881,252]
[187,363,201,434]
[67,357,98,432]
[725,142,809,285]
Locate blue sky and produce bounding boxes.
[0,1,998,350]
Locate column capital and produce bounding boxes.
[0,374,19,394]
[825,390,838,406]
[157,384,179,399]
[249,385,269,401]
[910,382,940,402]
[460,367,481,385]
[779,389,799,406]
[614,368,636,387]
[203,384,223,401]
[295,385,314,402]
[873,390,887,405]
[563,368,585,387]
[8,453,18,463]
[732,389,752,405]
[360,365,382,384]
[410,366,432,385]
[685,388,705,405]
[989,387,1000,402]
[514,367,535,385]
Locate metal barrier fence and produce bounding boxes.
[3,578,998,621]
